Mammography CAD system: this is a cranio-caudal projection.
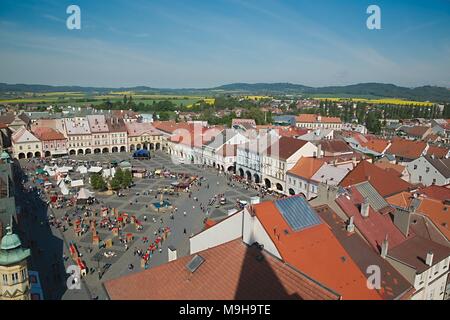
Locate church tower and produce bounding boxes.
[0,226,31,300]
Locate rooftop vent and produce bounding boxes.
[186,254,205,273]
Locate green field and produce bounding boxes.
[0,91,211,107]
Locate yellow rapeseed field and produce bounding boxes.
[316,97,434,107]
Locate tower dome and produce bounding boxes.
[1,227,22,250]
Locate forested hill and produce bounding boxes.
[1,82,449,102]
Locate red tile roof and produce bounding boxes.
[386,138,427,160]
[287,157,325,179]
[296,114,342,124]
[314,205,413,299]
[419,185,450,201]
[31,127,65,141]
[251,198,382,300]
[104,239,340,300]
[266,137,309,160]
[386,192,414,209]
[374,161,406,176]
[153,121,193,134]
[340,161,413,197]
[336,188,409,252]
[426,145,449,158]
[361,138,391,154]
[320,140,352,154]
[388,236,450,273]
[416,198,450,241]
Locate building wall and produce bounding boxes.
[190,211,244,254]
[407,157,449,186]
[13,140,42,159]
[242,209,282,259]
[0,260,30,300]
[411,257,450,300]
[286,174,318,199]
[296,122,342,130]
[262,143,318,191]
[41,139,67,156]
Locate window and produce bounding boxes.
[2,274,7,285]
[426,167,430,173]
[419,176,422,182]
[414,165,417,170]
[11,272,19,284]
[21,268,27,281]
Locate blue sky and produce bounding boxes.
[0,0,449,88]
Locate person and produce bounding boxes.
[183,228,187,234]
[183,211,186,217]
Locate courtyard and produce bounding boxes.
[19,151,274,300]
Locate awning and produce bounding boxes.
[88,166,103,174]
[71,180,84,188]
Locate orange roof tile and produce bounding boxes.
[374,161,406,176]
[386,138,427,160]
[419,185,450,201]
[287,157,325,179]
[251,198,382,300]
[32,127,65,141]
[361,138,390,154]
[416,198,450,241]
[386,192,414,209]
[104,239,340,300]
[427,145,449,158]
[340,161,412,197]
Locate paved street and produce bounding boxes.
[18,151,273,300]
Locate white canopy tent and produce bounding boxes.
[71,180,84,188]
[58,180,69,196]
[102,168,116,178]
[77,188,94,200]
[56,166,73,174]
[88,166,103,174]
[77,166,88,175]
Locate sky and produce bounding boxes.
[0,0,449,88]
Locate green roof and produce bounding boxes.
[0,247,31,266]
[0,227,30,266]
[1,229,21,250]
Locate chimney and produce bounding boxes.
[317,143,323,159]
[381,235,389,258]
[360,199,370,218]
[346,216,355,233]
[168,246,177,262]
[426,251,434,267]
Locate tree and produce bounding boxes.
[366,111,382,134]
[110,176,122,191]
[90,173,107,191]
[121,170,133,189]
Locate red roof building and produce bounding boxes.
[104,239,340,300]
[386,138,428,162]
[340,160,413,197]
[250,197,382,300]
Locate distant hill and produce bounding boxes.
[213,82,312,92]
[1,82,449,102]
